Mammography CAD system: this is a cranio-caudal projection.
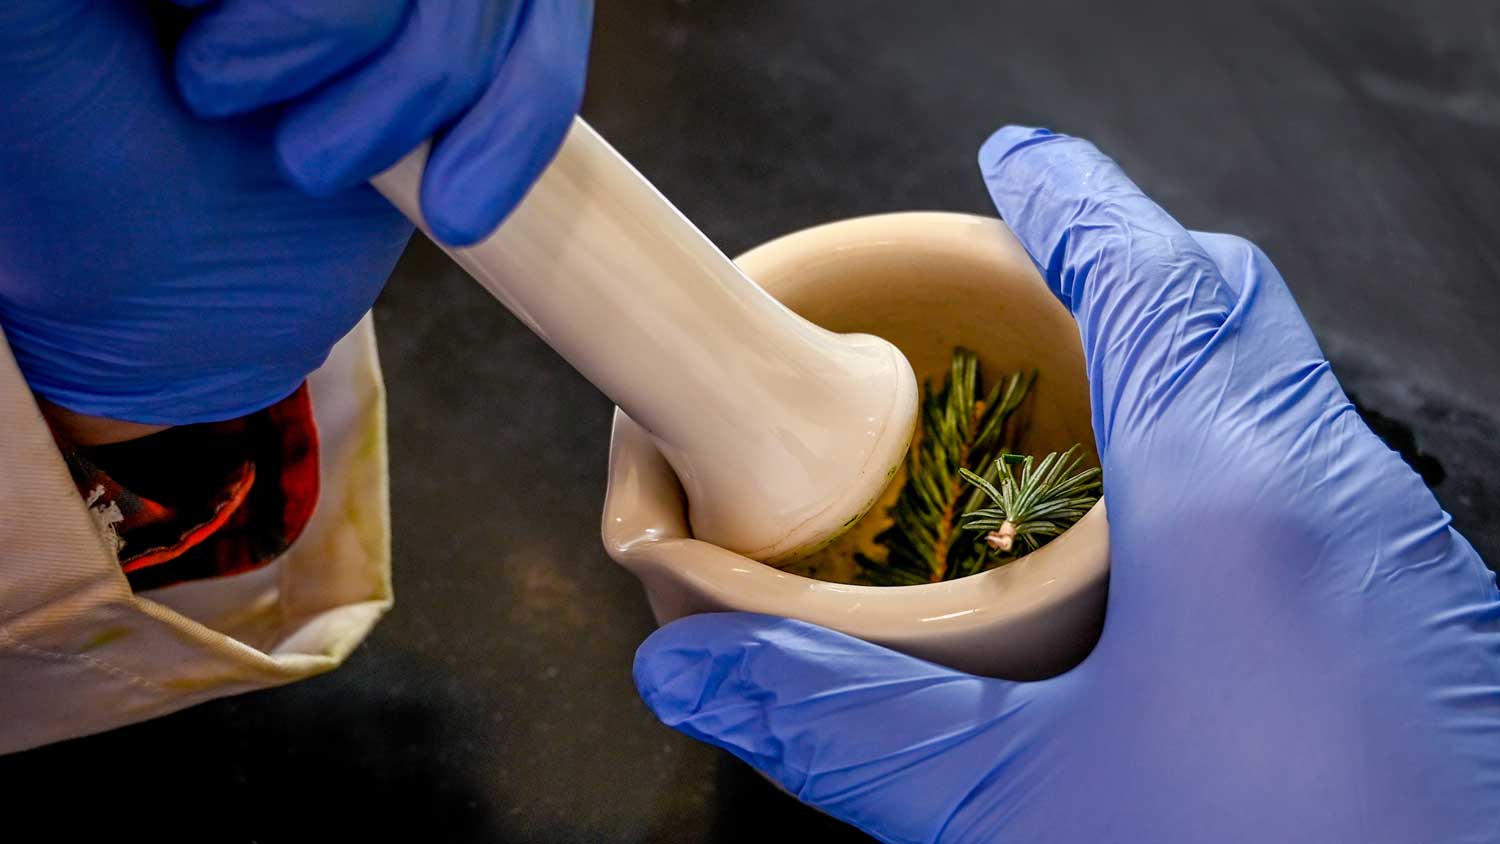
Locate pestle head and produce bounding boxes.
[652,332,920,567]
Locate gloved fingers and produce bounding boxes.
[1182,233,1476,600]
[420,0,591,245]
[979,126,1228,325]
[1185,231,1321,353]
[1176,232,1446,539]
[635,613,1046,844]
[1078,230,1464,620]
[173,0,411,118]
[977,128,1242,453]
[979,128,1355,459]
[271,0,530,198]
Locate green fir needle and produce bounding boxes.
[855,348,1101,585]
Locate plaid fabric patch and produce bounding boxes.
[52,385,320,592]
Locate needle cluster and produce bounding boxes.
[855,348,1100,585]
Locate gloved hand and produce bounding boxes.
[0,0,591,425]
[633,127,1500,843]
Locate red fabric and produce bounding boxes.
[51,385,321,591]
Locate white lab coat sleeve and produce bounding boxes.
[0,315,393,755]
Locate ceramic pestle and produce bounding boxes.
[370,118,918,564]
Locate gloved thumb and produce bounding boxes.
[634,613,1045,844]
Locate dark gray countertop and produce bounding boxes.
[4,2,1496,840]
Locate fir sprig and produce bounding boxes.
[857,348,1033,585]
[957,445,1101,556]
[855,348,1101,586]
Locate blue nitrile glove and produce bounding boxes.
[0,0,591,425]
[633,127,1500,843]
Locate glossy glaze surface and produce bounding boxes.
[374,122,917,563]
[604,213,1109,679]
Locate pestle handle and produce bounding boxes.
[371,117,916,563]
